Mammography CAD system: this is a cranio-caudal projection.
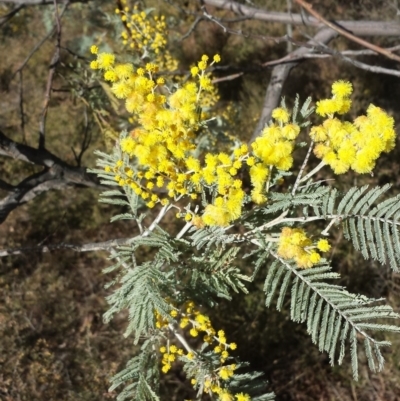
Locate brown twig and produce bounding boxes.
[311,39,400,78]
[12,3,68,81]
[212,72,244,83]
[71,105,92,166]
[13,26,56,77]
[180,15,203,41]
[262,44,400,67]
[294,0,400,63]
[0,3,24,27]
[38,0,65,148]
[203,0,400,37]
[167,0,288,44]
[18,70,27,143]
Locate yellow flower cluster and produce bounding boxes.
[94,11,397,229]
[160,344,184,373]
[114,1,178,75]
[91,53,219,207]
[277,227,331,269]
[156,302,250,400]
[89,46,115,70]
[191,55,221,119]
[250,107,300,203]
[312,81,396,174]
[180,302,237,364]
[315,80,352,117]
[155,309,170,329]
[201,147,248,226]
[116,2,167,55]
[93,7,297,228]
[91,48,251,226]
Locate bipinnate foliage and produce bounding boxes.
[109,339,160,401]
[317,184,400,270]
[89,4,400,400]
[264,256,399,381]
[93,138,400,399]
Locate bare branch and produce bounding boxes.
[262,44,400,67]
[286,0,293,53]
[12,2,68,79]
[13,25,56,76]
[17,71,27,143]
[0,130,103,223]
[38,0,67,148]
[0,204,175,256]
[0,178,14,192]
[0,168,69,223]
[0,129,67,166]
[250,28,337,142]
[335,56,400,78]
[166,0,287,43]
[294,0,400,63]
[311,41,400,78]
[180,15,203,41]
[212,72,244,83]
[72,106,92,166]
[0,3,24,27]
[203,0,400,37]
[0,237,134,258]
[341,45,400,56]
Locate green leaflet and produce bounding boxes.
[263,254,400,380]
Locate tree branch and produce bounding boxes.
[294,0,400,63]
[0,3,24,27]
[0,236,134,257]
[0,130,103,223]
[202,0,400,36]
[0,129,67,166]
[38,0,67,148]
[250,28,337,141]
[262,44,400,67]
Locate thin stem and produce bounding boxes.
[321,217,338,236]
[168,324,193,353]
[286,0,293,53]
[246,210,289,235]
[299,161,326,183]
[292,140,314,195]
[143,204,172,237]
[176,221,193,240]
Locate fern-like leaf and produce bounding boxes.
[104,260,171,343]
[264,253,400,379]
[336,185,400,271]
[109,340,160,401]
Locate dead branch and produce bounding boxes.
[12,3,68,80]
[0,130,103,223]
[0,3,24,27]
[294,0,400,63]
[250,28,337,142]
[202,0,400,36]
[38,0,67,148]
[262,44,400,67]
[0,236,133,257]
